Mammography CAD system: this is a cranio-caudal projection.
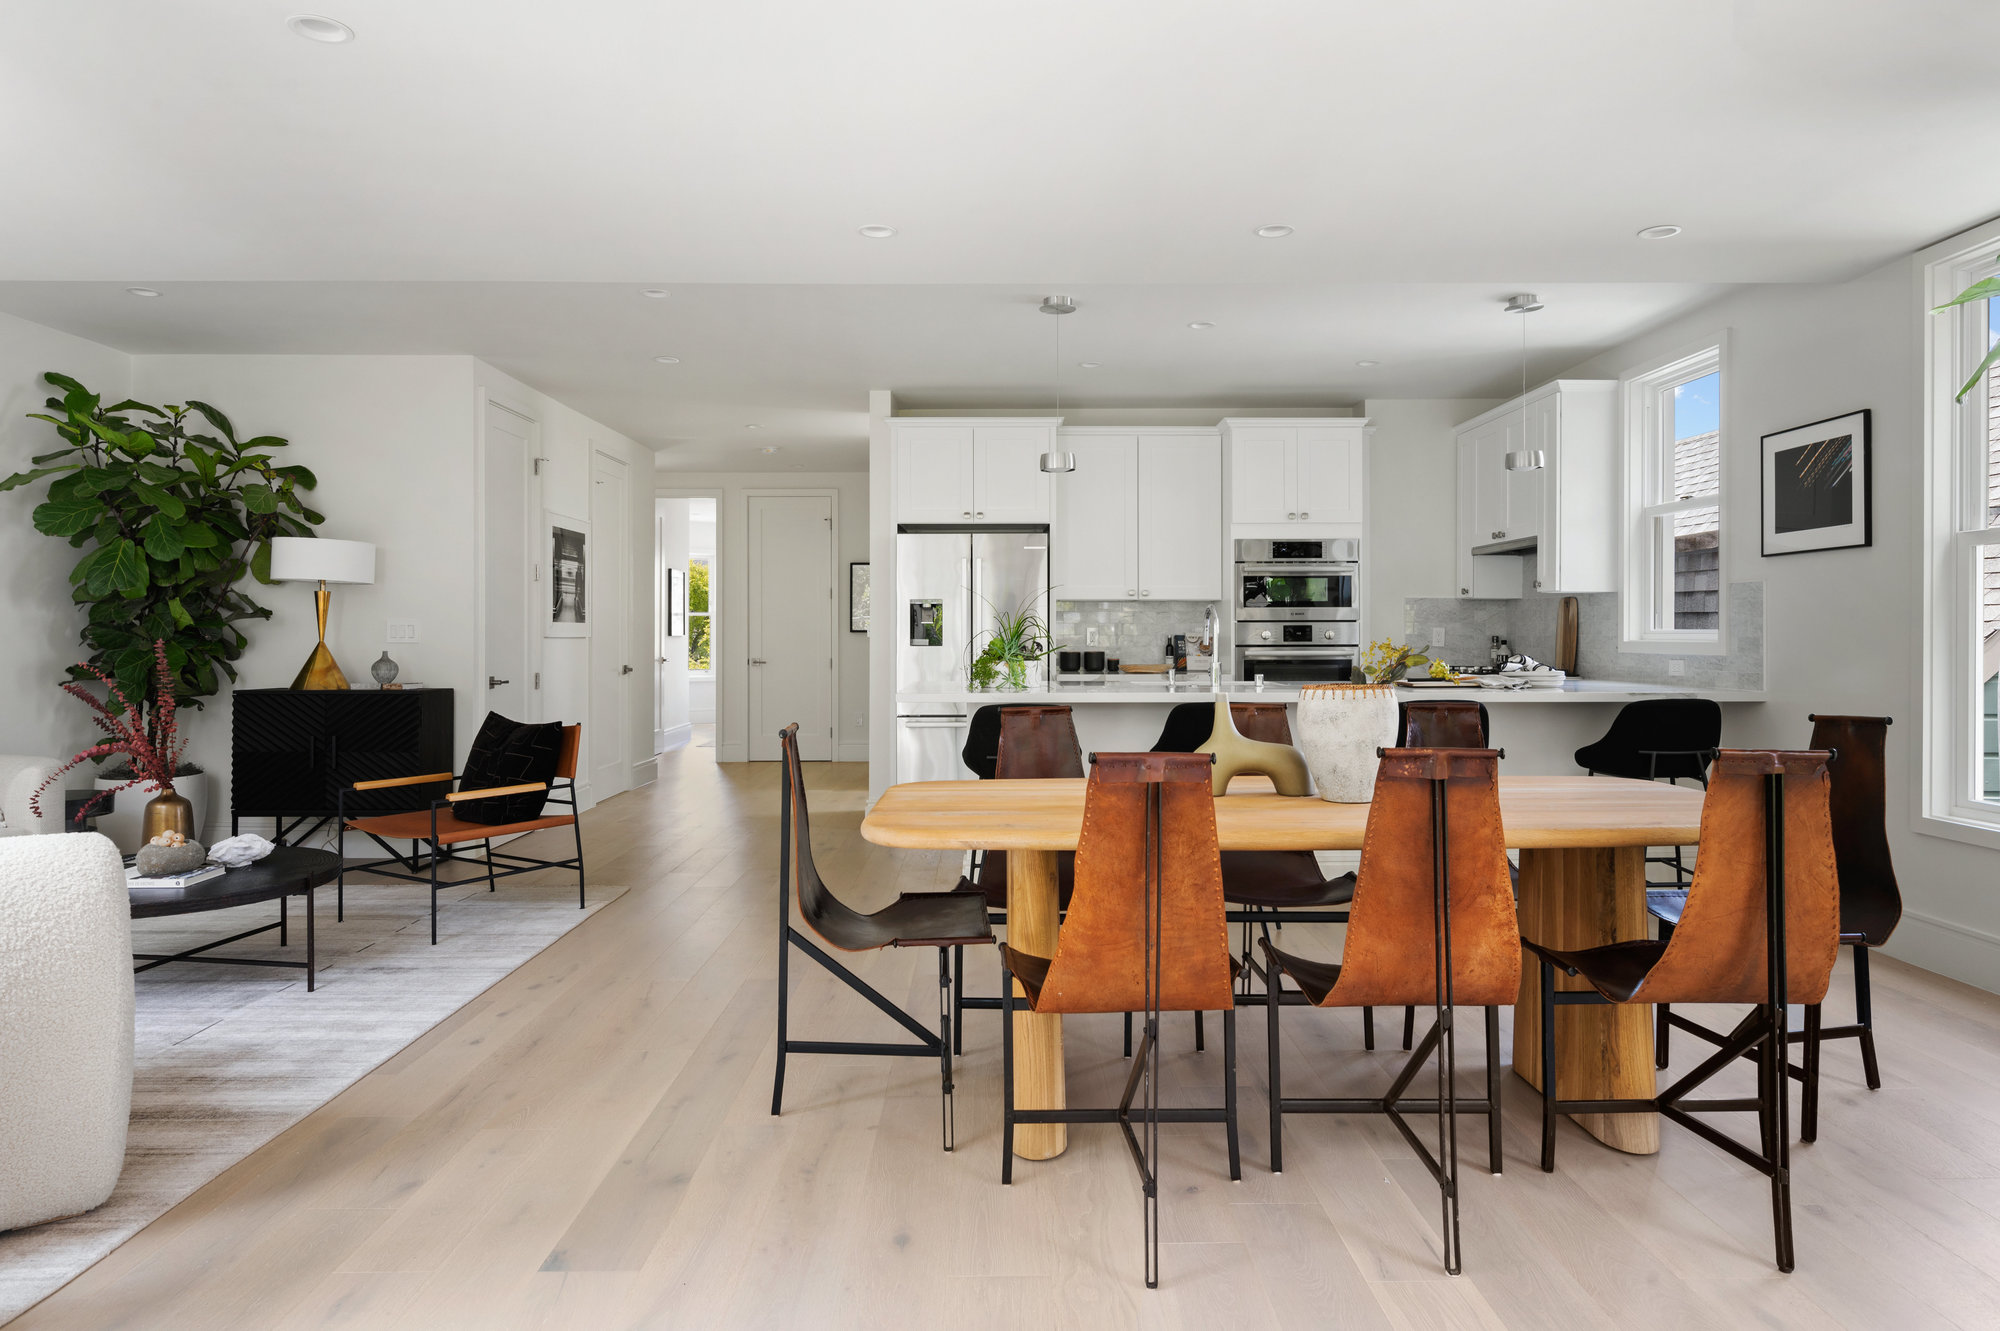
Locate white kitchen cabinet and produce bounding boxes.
[891,419,1058,525]
[1137,433,1222,599]
[1053,434,1139,600]
[1052,429,1221,601]
[1222,418,1368,532]
[1453,381,1616,597]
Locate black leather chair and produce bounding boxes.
[771,724,994,1149]
[1577,698,1722,890]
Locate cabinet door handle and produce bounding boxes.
[620,664,634,675]
[1460,587,1470,595]
[1141,589,1151,596]
[975,511,984,518]
[750,658,767,665]
[962,510,972,518]
[1127,589,1136,596]
[1300,511,1310,519]
[1287,512,1297,521]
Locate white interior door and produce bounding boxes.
[748,494,834,760]
[480,403,534,721]
[590,452,630,797]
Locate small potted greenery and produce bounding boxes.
[969,596,1054,691]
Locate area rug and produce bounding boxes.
[0,875,626,1323]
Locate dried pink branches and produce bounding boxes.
[32,640,187,827]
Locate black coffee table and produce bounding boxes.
[129,847,341,992]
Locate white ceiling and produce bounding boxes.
[2,1,1996,470]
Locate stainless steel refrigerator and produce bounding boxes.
[894,525,1050,782]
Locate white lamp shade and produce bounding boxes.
[269,537,376,585]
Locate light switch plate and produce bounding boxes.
[387,621,419,643]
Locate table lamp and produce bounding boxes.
[269,537,377,690]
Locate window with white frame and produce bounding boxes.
[1922,229,2000,838]
[1623,344,1724,648]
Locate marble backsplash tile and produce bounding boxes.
[1402,553,1763,688]
[1053,599,1222,665]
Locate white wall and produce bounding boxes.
[1361,397,1503,648]
[1553,262,2000,991]
[652,469,870,763]
[0,313,132,763]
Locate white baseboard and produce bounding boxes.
[690,707,717,723]
[716,743,749,763]
[1887,909,2000,995]
[837,742,870,763]
[657,723,693,753]
[629,757,658,787]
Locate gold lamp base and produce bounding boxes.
[289,583,351,690]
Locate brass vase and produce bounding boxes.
[141,789,194,843]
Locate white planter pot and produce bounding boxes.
[1294,686,1400,804]
[92,771,210,853]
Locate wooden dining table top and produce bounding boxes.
[861,773,1706,852]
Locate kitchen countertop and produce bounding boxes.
[897,679,1766,706]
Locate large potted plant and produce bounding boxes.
[0,373,324,844]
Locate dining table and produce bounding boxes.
[861,772,1707,1161]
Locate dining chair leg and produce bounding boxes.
[1853,944,1881,1090]
[572,812,587,909]
[428,840,440,946]
[336,823,347,923]
[1123,1010,1133,1059]
[1266,978,1285,1174]
[483,839,497,892]
[937,948,955,1152]
[1194,1010,1205,1053]
[771,925,790,1116]
[1223,1008,1241,1182]
[1763,1004,1796,1273]
[951,944,964,1056]
[1539,958,1557,1173]
[1801,1003,1823,1144]
[1362,1005,1375,1051]
[1000,964,1016,1185]
[1656,1002,1672,1069]
[1402,1004,1415,1051]
[1484,1005,1503,1174]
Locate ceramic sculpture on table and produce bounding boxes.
[1195,693,1312,796]
[1295,684,1401,803]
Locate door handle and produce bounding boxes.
[487,676,509,688]
[620,664,634,675]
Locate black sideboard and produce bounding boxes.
[231,688,454,842]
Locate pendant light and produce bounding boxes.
[1504,294,1546,472]
[1038,295,1077,473]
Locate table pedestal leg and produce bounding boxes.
[1513,845,1660,1155]
[1008,848,1066,1160]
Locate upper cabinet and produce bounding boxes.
[892,419,1057,524]
[1223,418,1367,533]
[1053,430,1222,601]
[1452,381,1616,598]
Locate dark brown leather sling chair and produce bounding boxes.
[1650,716,1900,1142]
[951,706,1083,1053]
[1260,747,1519,1276]
[770,724,995,1150]
[1527,749,1841,1273]
[999,751,1240,1289]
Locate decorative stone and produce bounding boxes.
[1295,684,1402,803]
[1195,693,1312,796]
[134,840,207,876]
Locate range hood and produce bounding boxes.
[1471,533,1538,556]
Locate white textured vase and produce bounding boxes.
[1294,685,1401,803]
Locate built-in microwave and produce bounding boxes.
[1234,538,1359,622]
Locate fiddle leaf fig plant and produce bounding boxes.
[1,372,324,712]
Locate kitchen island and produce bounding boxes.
[889,677,1765,788]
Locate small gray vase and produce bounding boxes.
[371,650,399,688]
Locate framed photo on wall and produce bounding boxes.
[850,562,870,632]
[668,567,686,638]
[1760,410,1871,556]
[546,511,590,637]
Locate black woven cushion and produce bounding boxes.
[455,713,562,825]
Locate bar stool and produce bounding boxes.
[1651,716,1900,1140]
[770,724,994,1150]
[999,751,1240,1289]
[952,706,1082,1051]
[1575,698,1722,889]
[1526,750,1841,1272]
[1261,747,1519,1275]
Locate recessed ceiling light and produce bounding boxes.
[1187,321,1214,330]
[1255,224,1294,238]
[758,445,780,454]
[1637,224,1683,240]
[744,423,763,430]
[653,356,680,364]
[286,14,354,43]
[786,463,806,470]
[124,286,162,298]
[1078,362,1101,368]
[857,225,897,239]
[639,288,671,299]
[1355,360,1379,368]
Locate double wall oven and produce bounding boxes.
[1233,538,1360,683]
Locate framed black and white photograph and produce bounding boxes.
[1761,409,1871,556]
[546,512,590,637]
[849,562,870,632]
[667,567,686,638]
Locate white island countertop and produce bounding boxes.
[897,679,1766,706]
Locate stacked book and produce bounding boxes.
[125,863,227,890]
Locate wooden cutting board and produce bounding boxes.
[1557,596,1580,676]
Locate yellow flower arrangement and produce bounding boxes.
[1358,638,1431,684]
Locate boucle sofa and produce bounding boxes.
[0,833,134,1230]
[0,755,63,837]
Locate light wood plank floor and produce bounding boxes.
[13,738,2000,1329]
